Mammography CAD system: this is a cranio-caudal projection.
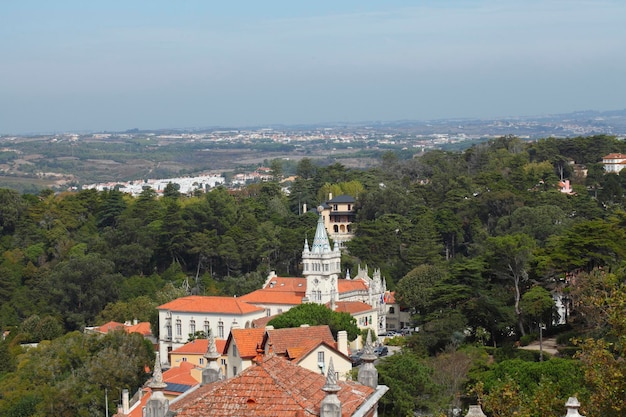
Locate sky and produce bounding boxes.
[1,0,625,134]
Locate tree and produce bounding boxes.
[267,303,359,341]
[520,286,555,334]
[485,233,536,336]
[396,264,448,315]
[377,351,442,416]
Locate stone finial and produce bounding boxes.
[361,329,377,361]
[202,329,223,385]
[148,352,167,390]
[322,358,340,393]
[320,357,342,417]
[357,329,379,388]
[204,329,220,361]
[465,404,486,417]
[145,352,169,417]
[565,397,585,417]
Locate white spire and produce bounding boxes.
[311,206,331,253]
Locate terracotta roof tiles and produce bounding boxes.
[171,339,227,355]
[169,355,376,417]
[331,301,374,314]
[227,328,266,358]
[265,325,335,355]
[157,295,264,315]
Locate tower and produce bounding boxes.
[302,207,341,304]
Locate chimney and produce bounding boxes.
[303,203,307,214]
[122,389,130,414]
[328,192,333,201]
[337,331,348,356]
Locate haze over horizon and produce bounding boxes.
[2,1,625,135]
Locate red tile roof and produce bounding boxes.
[163,361,199,387]
[238,289,304,305]
[604,153,626,160]
[97,321,124,332]
[226,328,266,358]
[338,279,368,293]
[264,325,335,355]
[171,339,227,355]
[262,277,307,293]
[330,301,374,314]
[157,296,264,315]
[125,322,152,336]
[169,354,376,417]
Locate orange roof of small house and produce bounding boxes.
[125,322,152,336]
[238,288,304,305]
[225,328,266,358]
[163,361,200,387]
[330,301,374,314]
[338,278,368,293]
[97,321,125,333]
[286,339,347,363]
[171,339,227,355]
[169,354,376,417]
[264,325,335,355]
[157,296,264,315]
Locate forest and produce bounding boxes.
[2,134,626,416]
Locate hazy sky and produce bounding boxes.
[2,0,625,133]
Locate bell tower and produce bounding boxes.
[302,207,341,304]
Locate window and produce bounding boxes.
[166,324,172,338]
[199,358,204,365]
[221,359,226,366]
[233,344,238,357]
[333,204,338,210]
[304,263,308,271]
[317,351,324,364]
[389,306,395,314]
[218,321,224,339]
[182,357,187,362]
[204,320,210,335]
[189,320,196,335]
[175,319,182,337]
[233,366,238,376]
[347,204,351,211]
[334,225,339,233]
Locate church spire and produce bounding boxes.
[311,206,331,253]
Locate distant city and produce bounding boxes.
[2,109,626,194]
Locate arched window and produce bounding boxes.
[189,319,196,335]
[175,319,182,337]
[334,225,339,233]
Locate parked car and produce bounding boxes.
[382,331,400,337]
[349,351,363,367]
[373,345,388,356]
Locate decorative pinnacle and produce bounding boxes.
[148,352,168,390]
[204,329,220,361]
[322,357,340,393]
[361,329,377,361]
